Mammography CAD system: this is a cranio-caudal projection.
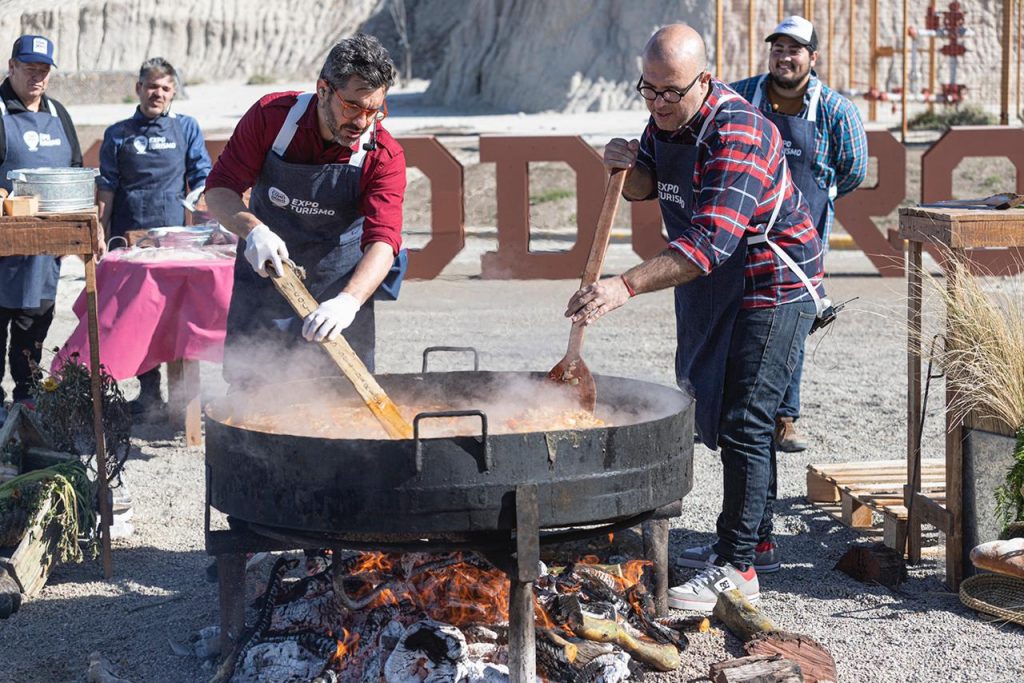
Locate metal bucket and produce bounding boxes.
[7,167,99,212]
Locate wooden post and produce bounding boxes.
[217,553,247,653]
[642,518,670,616]
[168,359,202,448]
[929,1,937,113]
[902,0,910,143]
[804,0,813,22]
[1017,0,1022,120]
[1002,0,1014,124]
[83,242,112,579]
[906,240,923,563]
[827,0,834,85]
[717,0,725,78]
[849,0,856,92]
[509,578,537,683]
[778,0,784,23]
[945,249,966,590]
[749,0,757,77]
[869,0,878,121]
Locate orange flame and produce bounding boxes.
[330,628,360,667]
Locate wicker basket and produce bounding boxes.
[959,574,1024,626]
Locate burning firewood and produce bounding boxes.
[576,614,680,671]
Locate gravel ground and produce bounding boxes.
[2,245,1022,683]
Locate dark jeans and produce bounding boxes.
[0,302,56,403]
[777,337,805,419]
[712,300,816,567]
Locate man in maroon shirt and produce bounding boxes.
[206,35,406,384]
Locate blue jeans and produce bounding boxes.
[777,337,805,419]
[712,301,816,568]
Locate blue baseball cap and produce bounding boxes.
[11,35,56,67]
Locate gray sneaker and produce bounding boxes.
[668,560,760,612]
[676,538,781,574]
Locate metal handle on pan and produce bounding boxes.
[413,409,491,473]
[421,346,480,372]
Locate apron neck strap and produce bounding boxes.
[346,123,374,168]
[0,99,56,117]
[695,93,738,145]
[271,92,315,157]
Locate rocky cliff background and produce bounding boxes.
[0,0,1017,115]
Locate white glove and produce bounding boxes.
[183,185,205,211]
[302,293,360,342]
[244,224,289,278]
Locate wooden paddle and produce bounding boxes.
[547,169,626,412]
[268,260,413,439]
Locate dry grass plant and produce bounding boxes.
[916,256,1024,528]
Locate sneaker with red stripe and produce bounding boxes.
[668,559,760,612]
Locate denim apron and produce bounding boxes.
[224,93,397,383]
[108,110,187,238]
[752,76,832,238]
[657,94,791,448]
[0,99,72,309]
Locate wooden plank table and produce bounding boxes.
[898,206,1024,590]
[0,211,113,577]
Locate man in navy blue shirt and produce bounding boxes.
[97,57,212,417]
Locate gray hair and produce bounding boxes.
[319,34,396,91]
[138,57,178,86]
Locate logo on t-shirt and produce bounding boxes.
[132,136,148,154]
[268,187,290,208]
[783,139,803,158]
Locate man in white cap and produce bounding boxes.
[729,16,867,454]
[0,35,82,423]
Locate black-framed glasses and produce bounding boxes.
[636,71,705,103]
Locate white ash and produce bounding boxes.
[232,640,325,682]
[384,619,469,682]
[270,592,335,632]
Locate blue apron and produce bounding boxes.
[658,94,804,449]
[108,110,187,238]
[752,76,832,240]
[223,93,404,384]
[0,99,72,309]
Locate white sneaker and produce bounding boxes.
[677,538,782,574]
[668,561,760,612]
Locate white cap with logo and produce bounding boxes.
[765,15,818,51]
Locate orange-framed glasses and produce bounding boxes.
[331,87,387,122]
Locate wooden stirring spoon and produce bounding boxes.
[547,169,626,412]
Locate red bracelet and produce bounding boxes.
[621,274,637,298]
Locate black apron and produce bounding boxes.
[656,94,792,449]
[223,93,389,384]
[0,99,72,309]
[752,76,832,238]
[108,110,188,238]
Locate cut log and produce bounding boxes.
[835,542,907,589]
[577,613,680,671]
[712,589,775,642]
[710,654,803,683]
[746,631,839,683]
[0,496,61,597]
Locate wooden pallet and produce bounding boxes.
[807,459,946,551]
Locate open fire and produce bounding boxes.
[222,550,694,682]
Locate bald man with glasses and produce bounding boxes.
[565,24,826,612]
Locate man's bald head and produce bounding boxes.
[643,24,707,75]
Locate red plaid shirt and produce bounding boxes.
[636,79,824,308]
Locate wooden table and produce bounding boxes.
[0,211,113,577]
[899,206,1024,590]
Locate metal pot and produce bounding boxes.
[205,371,694,536]
[7,167,99,212]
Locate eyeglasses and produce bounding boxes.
[330,87,388,122]
[636,71,705,104]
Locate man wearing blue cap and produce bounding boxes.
[730,16,867,454]
[96,57,212,417]
[0,35,82,422]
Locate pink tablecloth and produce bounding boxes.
[56,250,235,380]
